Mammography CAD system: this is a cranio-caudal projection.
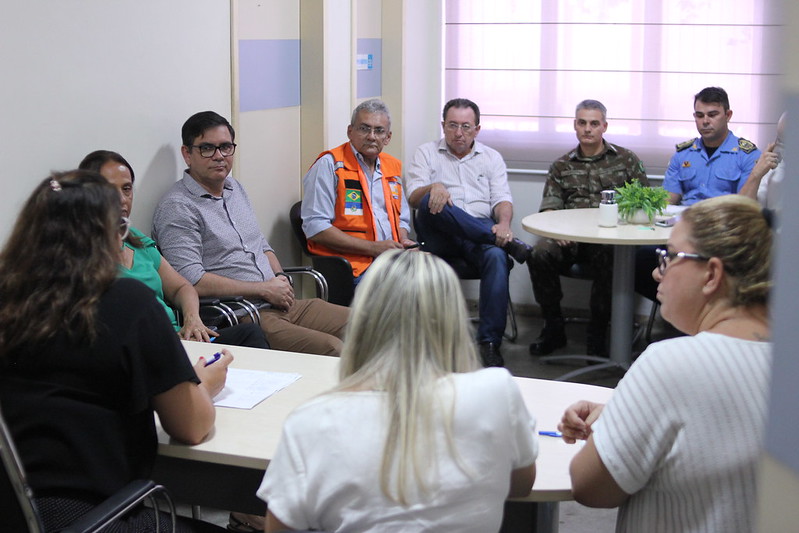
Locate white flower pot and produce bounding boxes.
[625,209,652,225]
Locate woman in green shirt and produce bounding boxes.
[80,150,268,348]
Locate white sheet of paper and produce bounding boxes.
[213,368,301,410]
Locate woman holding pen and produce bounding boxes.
[0,171,232,531]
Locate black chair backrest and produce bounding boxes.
[289,201,310,255]
[1,406,43,532]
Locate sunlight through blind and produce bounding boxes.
[445,0,782,174]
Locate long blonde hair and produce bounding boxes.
[337,250,481,504]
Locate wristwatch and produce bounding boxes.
[275,271,294,287]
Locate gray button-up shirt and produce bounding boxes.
[152,171,275,286]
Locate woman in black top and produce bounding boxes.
[0,171,231,532]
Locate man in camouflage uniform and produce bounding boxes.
[528,100,648,357]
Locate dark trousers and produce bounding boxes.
[527,239,612,326]
[416,193,510,345]
[214,322,270,349]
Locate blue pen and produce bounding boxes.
[538,431,563,438]
[204,352,222,367]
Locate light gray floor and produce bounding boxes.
[177,306,678,532]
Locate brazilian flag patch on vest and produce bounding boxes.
[345,189,363,215]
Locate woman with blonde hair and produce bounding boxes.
[560,195,772,533]
[258,250,537,532]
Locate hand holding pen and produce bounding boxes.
[194,349,234,398]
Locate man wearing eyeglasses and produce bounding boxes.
[301,99,415,282]
[153,111,349,357]
[405,98,531,368]
[528,100,648,359]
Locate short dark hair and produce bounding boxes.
[181,111,235,148]
[443,98,480,126]
[79,150,136,183]
[694,87,730,112]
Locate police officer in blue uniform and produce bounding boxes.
[638,86,762,301]
[663,86,761,205]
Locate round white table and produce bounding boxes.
[522,208,671,379]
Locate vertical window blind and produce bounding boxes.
[444,0,782,174]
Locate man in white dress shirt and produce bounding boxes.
[405,98,531,368]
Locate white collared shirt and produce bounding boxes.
[405,138,512,219]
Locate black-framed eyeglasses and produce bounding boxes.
[444,122,475,133]
[655,247,710,275]
[354,124,388,138]
[119,216,130,241]
[191,142,237,158]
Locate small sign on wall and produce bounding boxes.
[357,39,381,98]
[356,54,373,71]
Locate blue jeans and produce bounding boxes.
[416,194,510,345]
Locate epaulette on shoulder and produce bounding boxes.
[675,138,696,152]
[738,137,757,154]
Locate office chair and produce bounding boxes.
[560,262,660,347]
[0,407,176,533]
[412,210,518,342]
[559,262,594,326]
[185,269,330,327]
[173,297,257,330]
[290,201,355,306]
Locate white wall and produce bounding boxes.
[0,1,231,242]
[234,0,302,264]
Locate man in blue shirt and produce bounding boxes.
[637,87,766,301]
[663,86,762,205]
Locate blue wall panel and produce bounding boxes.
[239,39,300,111]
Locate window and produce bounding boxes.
[445,0,782,174]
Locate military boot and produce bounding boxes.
[586,321,609,358]
[529,318,567,356]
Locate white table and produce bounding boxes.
[522,208,671,380]
[154,341,613,532]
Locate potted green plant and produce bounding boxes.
[614,179,669,224]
